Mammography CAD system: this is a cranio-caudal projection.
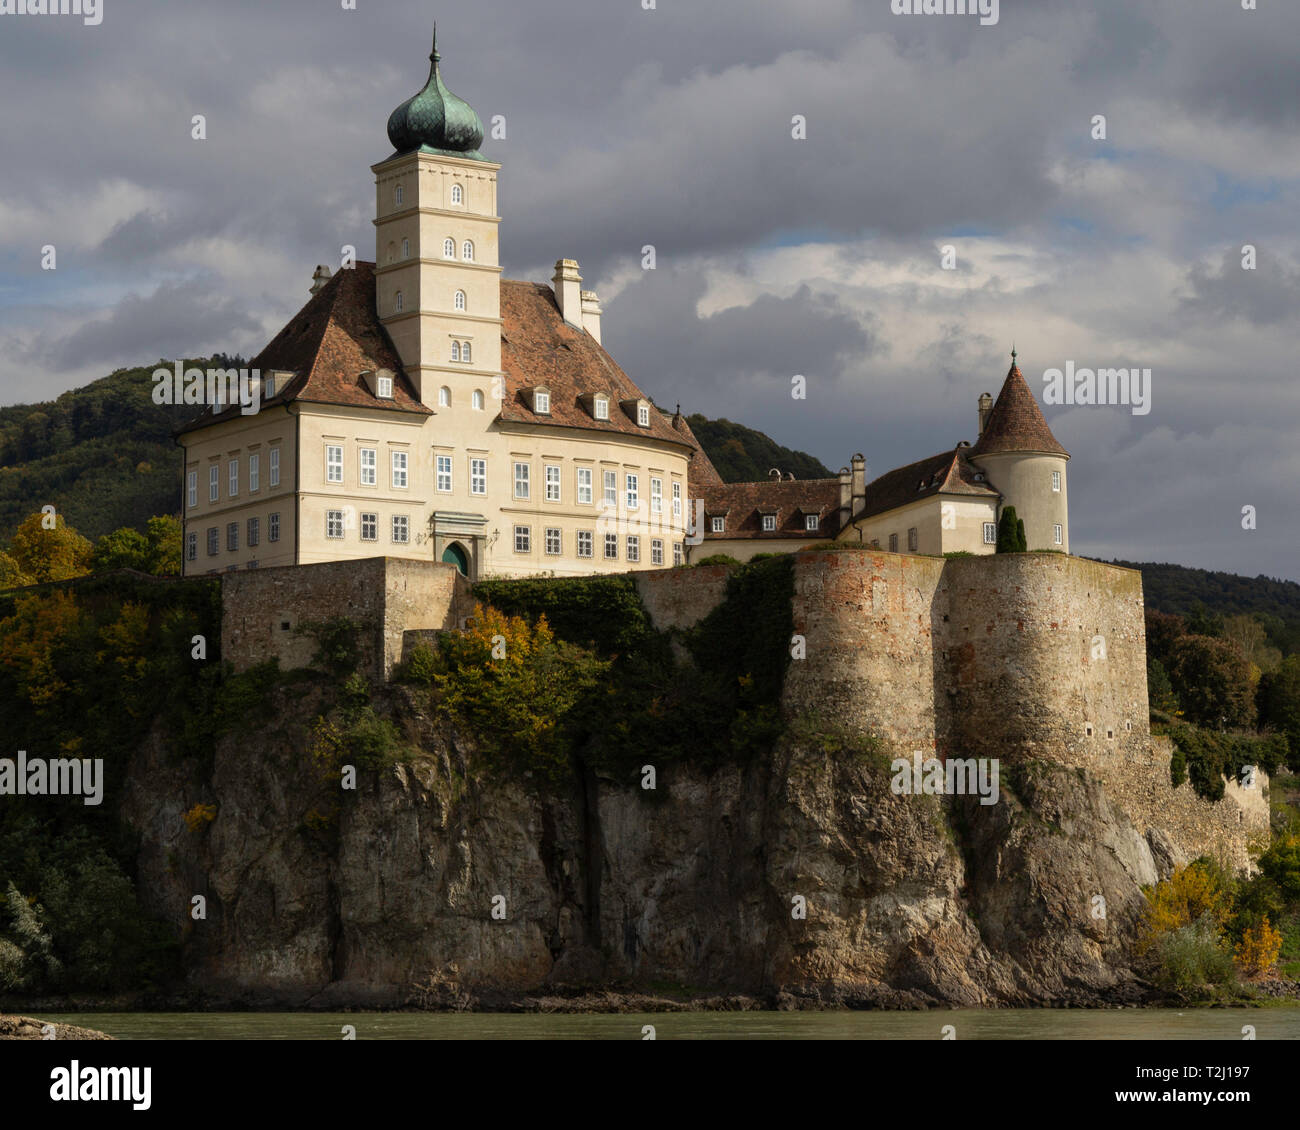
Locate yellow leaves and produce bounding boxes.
[1138,861,1232,954]
[183,803,217,832]
[1234,916,1282,980]
[0,590,82,707]
[96,602,151,684]
[7,512,92,584]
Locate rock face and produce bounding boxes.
[121,687,1169,1009]
[0,1015,113,1040]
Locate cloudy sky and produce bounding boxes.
[1,0,1297,579]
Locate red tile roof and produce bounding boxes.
[699,477,844,540]
[970,362,1068,458]
[853,446,999,523]
[498,281,699,458]
[177,262,429,435]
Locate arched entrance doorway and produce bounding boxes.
[441,541,469,576]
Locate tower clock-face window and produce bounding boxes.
[451,184,463,205]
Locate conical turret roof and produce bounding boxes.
[971,353,1068,458]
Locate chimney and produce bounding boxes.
[310,265,332,296]
[851,453,866,516]
[580,290,603,344]
[552,259,583,328]
[838,466,852,517]
[978,392,993,435]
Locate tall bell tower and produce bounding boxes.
[372,25,502,408]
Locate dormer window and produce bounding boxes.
[805,514,819,531]
[637,404,650,427]
[454,290,466,311]
[264,374,276,399]
[377,374,393,399]
[594,396,609,421]
[711,517,724,533]
[534,389,551,414]
[451,184,463,206]
[444,238,455,258]
[762,515,776,532]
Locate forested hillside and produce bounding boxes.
[686,414,833,483]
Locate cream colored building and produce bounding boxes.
[178,31,712,581]
[695,354,1071,561]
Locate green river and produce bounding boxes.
[41,1008,1300,1040]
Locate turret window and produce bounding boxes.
[1052,470,1061,492]
[451,184,463,205]
[463,240,474,261]
[1054,524,1063,545]
[454,290,466,311]
[444,238,455,258]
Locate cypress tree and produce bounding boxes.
[996,507,1022,553]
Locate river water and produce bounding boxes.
[42,1008,1300,1040]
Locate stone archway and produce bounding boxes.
[441,541,470,576]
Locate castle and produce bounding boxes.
[177,29,1069,581]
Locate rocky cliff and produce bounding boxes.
[120,682,1188,1010]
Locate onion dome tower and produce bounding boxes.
[385,23,487,161]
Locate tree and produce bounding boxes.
[1148,657,1179,714]
[996,506,1026,553]
[90,527,151,573]
[1258,656,1300,767]
[0,550,27,589]
[1223,614,1282,676]
[1166,635,1256,730]
[145,515,182,576]
[6,512,92,584]
[1145,609,1186,666]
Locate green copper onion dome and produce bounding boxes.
[386,24,486,160]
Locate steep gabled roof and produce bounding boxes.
[669,411,725,488]
[176,262,429,436]
[498,281,695,453]
[855,447,999,522]
[970,360,1068,458]
[699,478,844,540]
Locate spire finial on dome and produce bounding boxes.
[430,19,439,64]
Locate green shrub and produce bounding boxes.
[1152,915,1237,993]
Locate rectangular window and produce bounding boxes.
[186,532,197,562]
[604,532,618,560]
[1051,470,1061,493]
[806,515,820,532]
[673,542,683,566]
[545,464,561,502]
[626,535,640,563]
[227,522,239,552]
[907,527,918,551]
[1054,524,1063,546]
[269,447,280,487]
[672,481,682,519]
[360,448,377,486]
[392,515,409,544]
[888,533,898,552]
[209,465,219,502]
[651,539,663,565]
[229,459,239,497]
[577,530,593,558]
[625,473,639,510]
[983,522,997,545]
[247,517,260,547]
[711,516,724,533]
[762,515,776,532]
[361,513,378,542]
[514,461,530,500]
[326,510,344,539]
[651,477,662,514]
[535,390,550,414]
[249,453,261,493]
[436,454,453,493]
[391,451,408,489]
[269,513,280,542]
[470,457,487,496]
[187,471,198,509]
[595,397,609,421]
[603,470,617,507]
[637,404,649,427]
[545,527,561,555]
[206,527,218,556]
[514,525,531,553]
[377,375,393,399]
[577,467,593,505]
[326,445,343,484]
